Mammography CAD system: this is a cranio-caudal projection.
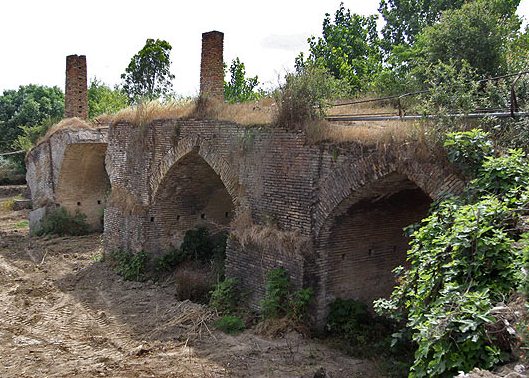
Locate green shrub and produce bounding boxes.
[210,278,240,315]
[155,228,227,275]
[327,298,371,338]
[288,287,313,322]
[0,157,26,185]
[274,66,342,130]
[214,315,245,335]
[109,250,148,281]
[36,207,90,236]
[444,129,494,177]
[260,267,313,322]
[374,132,529,377]
[261,267,290,319]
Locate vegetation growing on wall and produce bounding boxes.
[373,129,529,377]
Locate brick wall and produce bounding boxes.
[102,119,464,317]
[28,116,464,324]
[65,55,88,119]
[324,188,430,307]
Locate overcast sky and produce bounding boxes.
[1,0,529,96]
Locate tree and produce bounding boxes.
[224,58,262,103]
[121,39,175,104]
[414,0,523,77]
[0,84,64,153]
[378,0,466,49]
[88,78,128,118]
[303,3,382,94]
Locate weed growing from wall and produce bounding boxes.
[260,267,313,321]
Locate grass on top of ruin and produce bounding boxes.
[96,97,277,127]
[36,95,427,150]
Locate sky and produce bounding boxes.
[1,0,529,96]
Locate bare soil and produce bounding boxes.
[0,198,380,378]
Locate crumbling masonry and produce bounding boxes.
[27,32,465,325]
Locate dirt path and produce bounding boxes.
[0,199,380,377]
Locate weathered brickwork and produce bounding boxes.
[27,114,466,323]
[200,31,224,101]
[65,55,88,119]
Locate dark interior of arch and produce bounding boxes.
[56,143,110,232]
[151,151,234,252]
[324,172,432,308]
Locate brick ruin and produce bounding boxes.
[26,32,465,326]
[200,31,224,101]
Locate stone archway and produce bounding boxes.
[55,143,110,231]
[150,149,235,251]
[311,152,465,322]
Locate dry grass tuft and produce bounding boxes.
[306,118,431,148]
[105,97,276,127]
[102,99,196,126]
[230,211,309,257]
[327,98,398,117]
[36,117,97,147]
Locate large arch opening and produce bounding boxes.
[150,150,235,302]
[152,150,235,250]
[56,143,110,232]
[320,172,431,308]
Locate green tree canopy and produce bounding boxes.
[121,38,175,104]
[378,0,466,49]
[0,84,63,152]
[414,0,523,76]
[302,3,382,95]
[88,78,128,118]
[224,58,261,103]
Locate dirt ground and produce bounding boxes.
[0,197,380,378]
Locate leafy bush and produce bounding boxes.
[108,250,148,282]
[327,298,371,338]
[260,267,313,321]
[443,129,494,177]
[261,268,290,318]
[210,278,240,315]
[288,287,313,322]
[374,130,529,377]
[156,228,227,277]
[274,66,343,130]
[214,315,245,335]
[36,207,90,236]
[0,157,25,185]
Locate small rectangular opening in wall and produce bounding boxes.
[150,217,154,222]
[55,203,60,207]
[368,248,373,257]
[201,213,206,219]
[176,215,180,221]
[225,212,229,218]
[97,200,101,205]
[77,202,81,206]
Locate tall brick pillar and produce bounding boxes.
[65,55,88,119]
[200,31,224,101]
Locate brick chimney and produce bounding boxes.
[65,55,88,119]
[200,31,224,101]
